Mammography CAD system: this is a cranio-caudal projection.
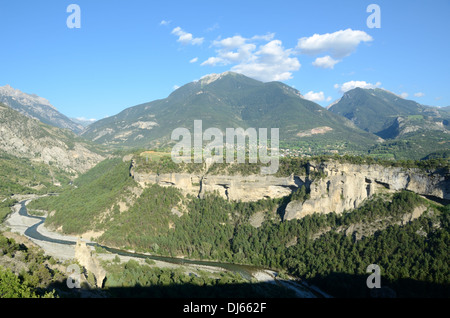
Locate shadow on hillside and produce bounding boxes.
[308,272,450,298]
[276,194,292,219]
[44,272,450,299]
[103,281,299,298]
[44,279,303,298]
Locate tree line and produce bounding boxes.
[27,154,450,297]
[97,184,449,297]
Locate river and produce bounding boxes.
[5,199,323,297]
[15,200,261,279]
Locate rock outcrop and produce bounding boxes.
[130,159,449,220]
[283,161,449,220]
[200,174,299,201]
[0,104,104,173]
[75,240,106,288]
[0,85,84,134]
[131,164,301,202]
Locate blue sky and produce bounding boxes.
[0,0,449,120]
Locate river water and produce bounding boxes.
[17,201,265,280]
[9,199,324,297]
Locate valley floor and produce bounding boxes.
[1,197,320,298]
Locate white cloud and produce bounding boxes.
[203,35,300,82]
[173,85,180,90]
[335,80,381,93]
[201,56,226,66]
[209,36,257,64]
[74,117,96,122]
[297,28,373,59]
[303,91,326,102]
[172,26,204,45]
[303,91,332,103]
[251,33,276,41]
[312,55,341,69]
[230,40,300,82]
[400,92,409,99]
[212,35,247,49]
[160,20,171,26]
[222,44,256,63]
[169,26,374,83]
[414,92,425,97]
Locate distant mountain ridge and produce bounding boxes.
[0,103,104,173]
[328,87,449,138]
[2,76,446,160]
[81,72,379,152]
[0,85,83,134]
[70,117,97,128]
[328,87,449,159]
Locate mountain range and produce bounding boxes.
[81,72,380,152]
[1,72,448,160]
[0,85,83,134]
[0,103,104,173]
[1,72,449,300]
[328,87,450,139]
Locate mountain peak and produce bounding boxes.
[198,71,239,85]
[344,87,407,100]
[0,84,56,110]
[327,98,341,109]
[328,85,446,139]
[82,70,380,149]
[0,85,84,133]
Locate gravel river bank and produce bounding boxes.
[2,196,325,298]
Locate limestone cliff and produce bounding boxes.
[283,161,449,220]
[75,240,106,288]
[131,166,300,202]
[129,159,449,220]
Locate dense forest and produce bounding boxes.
[0,234,62,298]
[25,154,450,297]
[102,258,296,298]
[0,198,17,223]
[28,158,136,234]
[0,150,72,198]
[98,187,449,297]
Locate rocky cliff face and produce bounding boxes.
[129,159,449,220]
[0,85,83,134]
[283,161,449,220]
[75,240,106,288]
[131,163,301,202]
[0,104,104,173]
